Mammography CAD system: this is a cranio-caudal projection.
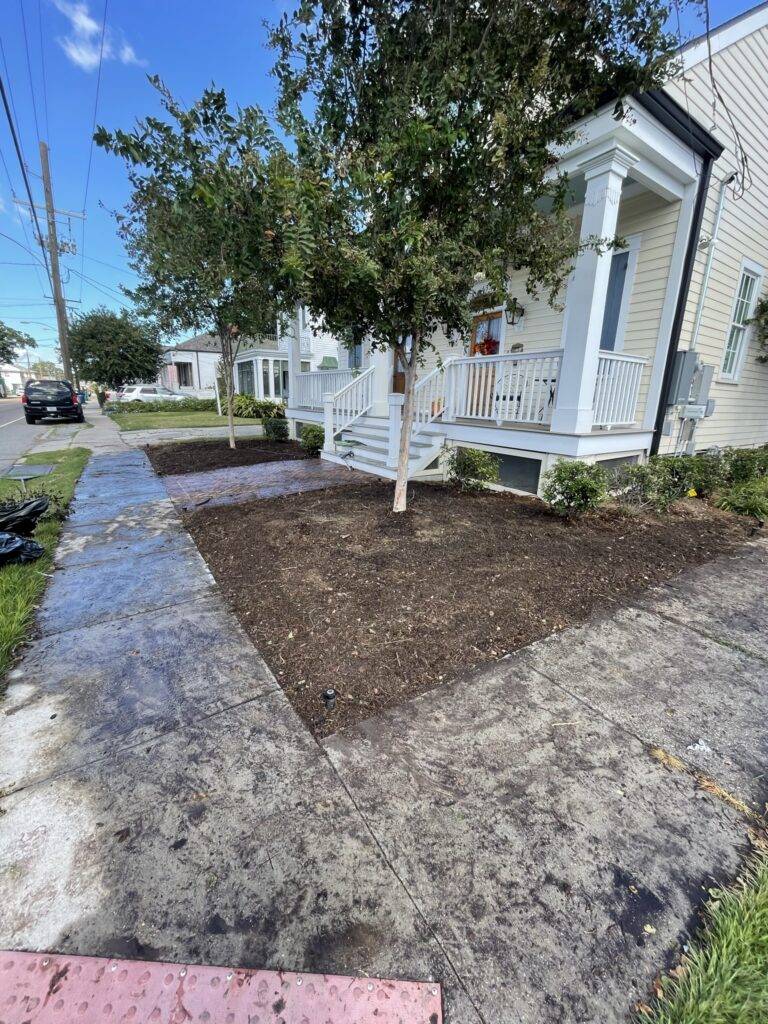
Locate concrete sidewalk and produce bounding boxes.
[0,446,765,1023]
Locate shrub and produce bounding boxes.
[446,447,499,493]
[264,416,289,441]
[300,424,325,457]
[717,479,768,522]
[682,450,727,499]
[610,457,689,514]
[542,459,607,516]
[723,446,768,486]
[221,394,285,420]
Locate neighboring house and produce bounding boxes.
[283,2,768,493]
[231,306,340,404]
[159,336,221,397]
[0,363,30,396]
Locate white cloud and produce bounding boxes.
[51,0,146,72]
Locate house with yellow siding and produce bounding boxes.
[283,3,768,494]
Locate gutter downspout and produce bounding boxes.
[689,173,736,352]
[650,154,715,455]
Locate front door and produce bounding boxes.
[466,312,502,417]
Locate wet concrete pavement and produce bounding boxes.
[162,457,356,510]
[0,442,766,1023]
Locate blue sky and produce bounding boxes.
[0,0,758,363]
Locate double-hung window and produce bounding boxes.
[721,263,762,380]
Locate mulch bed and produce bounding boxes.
[145,437,308,476]
[184,481,751,737]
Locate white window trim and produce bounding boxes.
[718,258,764,384]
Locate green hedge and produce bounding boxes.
[220,394,285,420]
[105,397,217,414]
[608,445,768,515]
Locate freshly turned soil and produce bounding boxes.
[184,480,750,738]
[145,437,308,476]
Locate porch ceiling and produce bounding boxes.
[554,99,702,203]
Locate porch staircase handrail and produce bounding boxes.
[325,364,375,441]
[411,364,448,439]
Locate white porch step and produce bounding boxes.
[323,411,445,482]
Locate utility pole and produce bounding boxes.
[39,141,73,381]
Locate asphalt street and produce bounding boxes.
[0,397,45,475]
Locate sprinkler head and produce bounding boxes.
[322,687,337,711]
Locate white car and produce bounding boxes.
[119,385,187,403]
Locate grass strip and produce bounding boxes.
[638,853,768,1024]
[110,411,262,431]
[0,447,90,684]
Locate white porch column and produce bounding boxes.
[369,345,394,417]
[551,147,637,434]
[285,303,303,405]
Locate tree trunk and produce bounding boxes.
[221,335,237,450]
[392,343,417,513]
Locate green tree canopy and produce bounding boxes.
[270,0,681,509]
[0,322,36,365]
[95,78,311,447]
[69,307,163,390]
[29,359,64,378]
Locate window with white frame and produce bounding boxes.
[175,361,194,387]
[721,264,762,380]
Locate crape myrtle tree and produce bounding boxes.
[68,307,163,391]
[95,79,309,448]
[270,0,681,511]
[0,322,36,365]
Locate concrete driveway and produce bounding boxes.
[0,445,765,1023]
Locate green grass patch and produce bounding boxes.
[0,447,90,683]
[110,410,262,431]
[640,854,768,1024]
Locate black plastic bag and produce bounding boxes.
[0,496,49,536]
[0,531,44,566]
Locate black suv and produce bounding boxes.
[22,379,85,425]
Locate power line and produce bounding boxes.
[702,0,751,200]
[81,252,138,275]
[79,0,109,304]
[68,265,130,307]
[36,0,49,140]
[19,0,41,148]
[0,69,52,286]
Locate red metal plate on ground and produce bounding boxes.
[0,951,443,1023]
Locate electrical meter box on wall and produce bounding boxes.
[667,350,699,406]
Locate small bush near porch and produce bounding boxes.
[184,481,750,737]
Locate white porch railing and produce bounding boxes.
[445,350,562,426]
[592,351,646,427]
[293,369,354,410]
[412,365,446,438]
[323,365,375,446]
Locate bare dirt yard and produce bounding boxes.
[184,480,750,737]
[145,437,307,476]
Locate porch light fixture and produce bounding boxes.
[504,299,525,326]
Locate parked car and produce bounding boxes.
[22,379,84,424]
[119,385,187,403]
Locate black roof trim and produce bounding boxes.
[634,90,724,161]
